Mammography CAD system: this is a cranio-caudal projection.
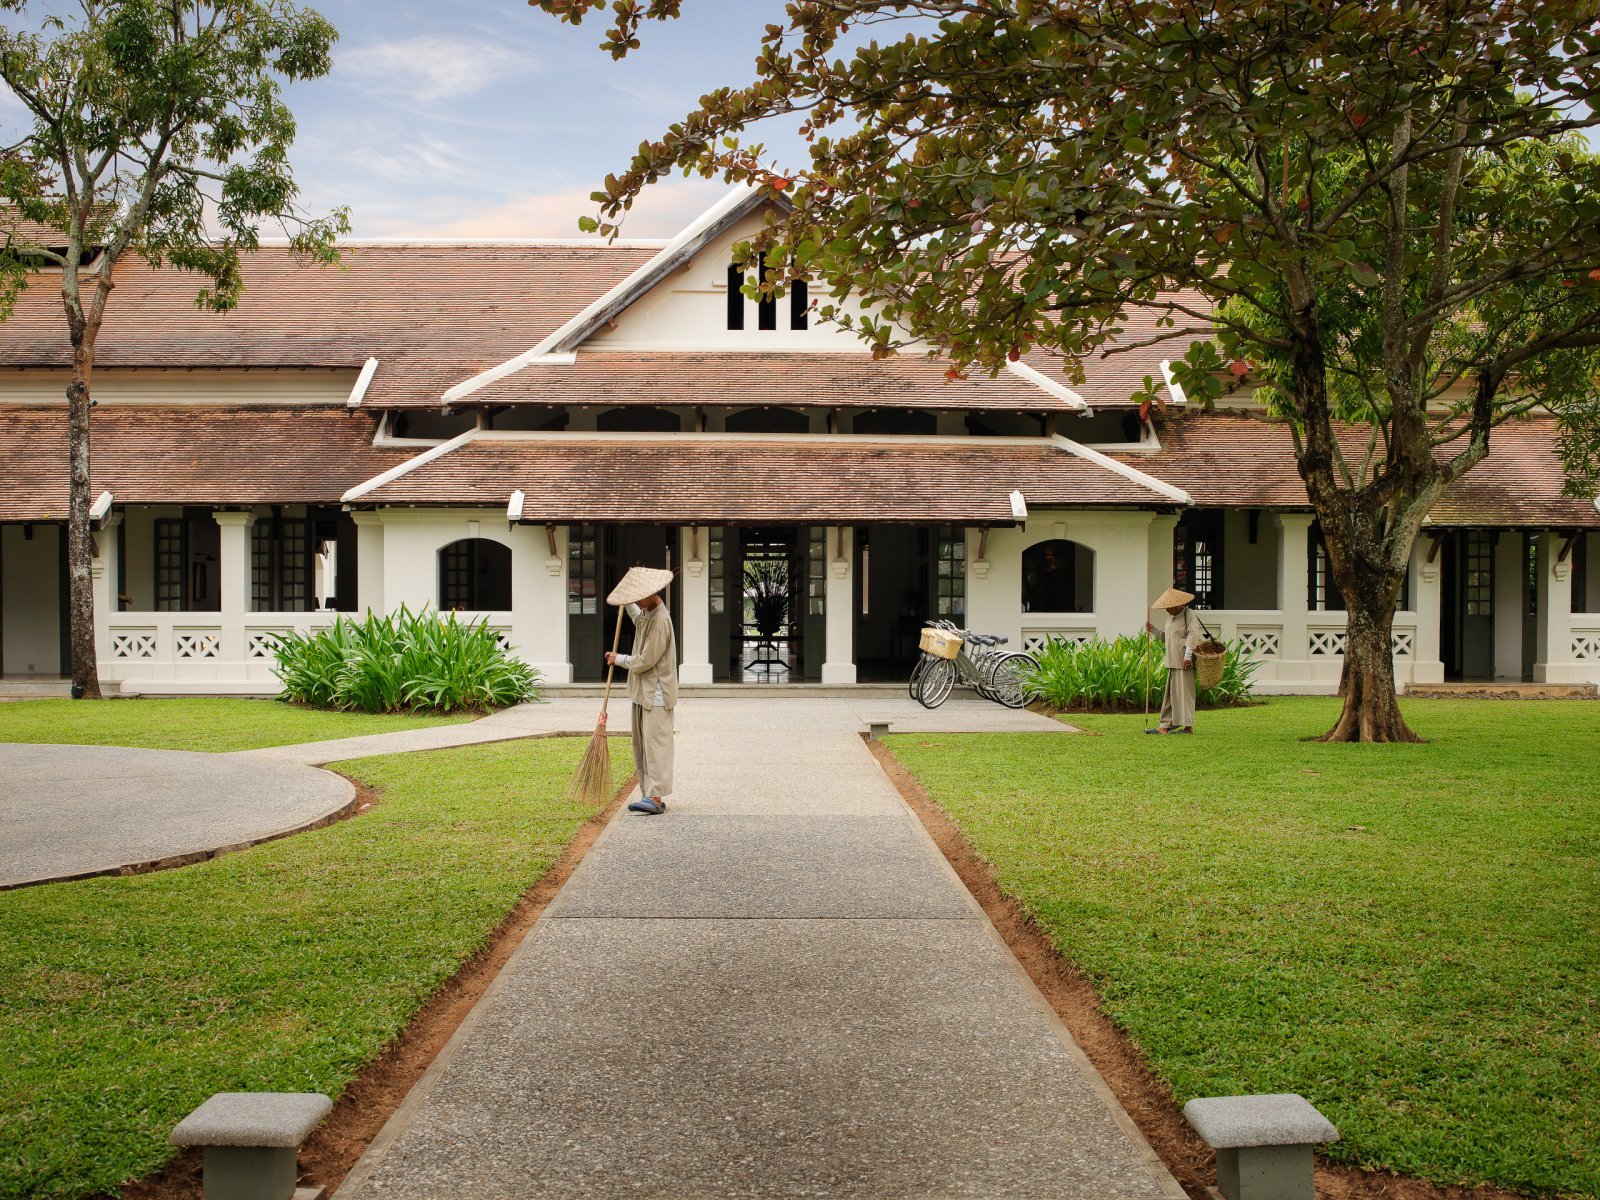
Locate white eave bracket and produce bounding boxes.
[347,357,380,408]
[341,428,480,504]
[1051,434,1192,506]
[506,489,525,524]
[1005,359,1090,412]
[1010,490,1029,521]
[1159,359,1190,407]
[89,490,113,525]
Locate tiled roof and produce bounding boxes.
[1124,411,1600,527]
[0,406,406,522]
[354,435,1172,522]
[454,351,1082,412]
[0,244,657,407]
[1020,292,1215,409]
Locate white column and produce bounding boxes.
[91,516,119,675]
[351,511,384,616]
[1534,530,1575,682]
[1411,534,1445,685]
[1493,531,1523,680]
[822,526,856,685]
[214,511,254,668]
[678,526,713,685]
[1275,513,1315,683]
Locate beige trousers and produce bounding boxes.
[630,703,675,798]
[1159,667,1196,730]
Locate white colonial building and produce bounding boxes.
[2,189,1598,693]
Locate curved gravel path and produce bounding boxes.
[0,743,354,889]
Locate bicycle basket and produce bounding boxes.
[919,628,964,660]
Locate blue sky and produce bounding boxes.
[285,0,806,239]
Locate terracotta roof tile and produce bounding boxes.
[0,245,657,407]
[456,351,1080,412]
[356,436,1170,522]
[0,406,407,522]
[1123,411,1600,527]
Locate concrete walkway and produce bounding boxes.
[339,698,1182,1200]
[0,743,352,888]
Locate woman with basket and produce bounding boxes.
[1145,586,1208,735]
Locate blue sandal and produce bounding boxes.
[628,797,666,815]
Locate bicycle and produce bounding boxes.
[913,623,1037,710]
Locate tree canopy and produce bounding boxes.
[0,0,346,699]
[533,0,1600,741]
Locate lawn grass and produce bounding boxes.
[0,697,472,753]
[887,698,1599,1199]
[0,735,632,1200]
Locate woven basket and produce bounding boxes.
[1194,640,1227,689]
[919,628,964,660]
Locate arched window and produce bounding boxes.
[725,406,809,434]
[1021,539,1094,613]
[439,538,512,611]
[853,408,936,435]
[596,406,681,433]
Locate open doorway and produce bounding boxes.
[853,525,966,683]
[567,524,679,682]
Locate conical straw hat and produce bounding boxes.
[607,566,675,606]
[1150,586,1195,610]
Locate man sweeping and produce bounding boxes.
[604,568,678,815]
[1146,586,1199,735]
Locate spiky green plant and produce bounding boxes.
[1020,632,1259,712]
[271,606,541,714]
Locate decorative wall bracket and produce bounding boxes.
[686,559,706,579]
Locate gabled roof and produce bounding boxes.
[442,187,792,405]
[437,350,1086,412]
[343,431,1181,521]
[0,406,405,522]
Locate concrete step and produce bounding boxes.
[0,678,73,699]
[1406,681,1597,700]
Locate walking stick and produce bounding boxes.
[1143,623,1154,732]
[566,605,627,804]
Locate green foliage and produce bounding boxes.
[742,559,792,639]
[887,698,1600,1198]
[0,696,468,752]
[0,735,632,1200]
[272,607,541,714]
[1019,633,1258,711]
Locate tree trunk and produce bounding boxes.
[1319,552,1421,744]
[66,343,102,700]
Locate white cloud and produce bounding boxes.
[360,177,727,240]
[337,35,539,103]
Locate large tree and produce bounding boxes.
[0,0,345,699]
[532,0,1600,742]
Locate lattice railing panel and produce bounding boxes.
[247,630,288,660]
[1022,630,1094,657]
[1236,628,1281,659]
[1573,632,1600,661]
[110,630,157,660]
[174,631,220,660]
[1308,629,1348,657]
[1391,629,1415,657]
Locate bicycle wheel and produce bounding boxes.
[917,657,956,708]
[908,652,931,699]
[984,651,1037,709]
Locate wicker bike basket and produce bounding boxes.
[919,628,964,660]
[1193,640,1227,689]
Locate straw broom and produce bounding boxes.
[565,605,626,805]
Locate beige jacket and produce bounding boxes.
[1164,606,1200,669]
[619,603,678,710]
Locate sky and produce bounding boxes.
[283,0,810,240]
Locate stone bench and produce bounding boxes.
[1182,1093,1338,1200]
[170,1092,332,1200]
[864,720,891,740]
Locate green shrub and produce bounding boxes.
[1020,632,1259,711]
[272,607,541,714]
